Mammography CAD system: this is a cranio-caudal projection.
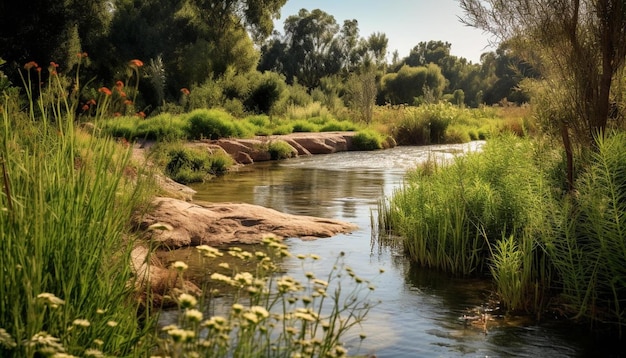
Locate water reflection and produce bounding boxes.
[186,144,623,357]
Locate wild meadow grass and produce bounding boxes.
[378,134,559,309]
[155,236,380,358]
[380,130,626,329]
[1,68,154,356]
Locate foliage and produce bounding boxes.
[163,145,233,184]
[380,64,446,105]
[268,140,298,160]
[545,132,626,328]
[0,69,154,357]
[351,129,384,150]
[155,238,379,357]
[186,109,252,140]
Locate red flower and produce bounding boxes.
[88,99,96,106]
[180,88,190,95]
[136,111,146,118]
[119,91,127,97]
[98,87,112,96]
[36,67,42,73]
[82,104,90,111]
[115,80,124,89]
[50,70,58,76]
[124,100,133,105]
[50,62,59,68]
[129,59,144,67]
[24,61,38,70]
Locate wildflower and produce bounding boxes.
[119,91,127,97]
[184,309,203,322]
[88,99,96,105]
[379,268,385,273]
[359,332,367,340]
[210,272,235,286]
[167,328,194,343]
[203,316,228,331]
[313,279,328,288]
[106,321,118,327]
[93,339,104,346]
[218,262,230,269]
[310,254,320,260]
[0,328,16,349]
[98,87,112,96]
[124,100,133,105]
[84,348,104,357]
[231,303,244,314]
[242,312,259,324]
[294,308,317,322]
[136,111,145,118]
[77,52,88,58]
[82,104,90,111]
[72,319,91,328]
[129,59,144,67]
[180,88,190,95]
[178,293,197,308]
[24,61,38,70]
[305,271,315,279]
[277,275,302,293]
[37,293,65,308]
[296,254,307,260]
[234,272,254,286]
[115,80,124,89]
[114,112,122,117]
[172,261,188,272]
[197,245,223,258]
[52,353,78,358]
[249,306,269,319]
[26,332,64,352]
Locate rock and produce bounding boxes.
[135,197,358,248]
[130,245,200,306]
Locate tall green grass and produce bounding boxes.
[379,135,558,310]
[545,132,626,330]
[0,93,153,356]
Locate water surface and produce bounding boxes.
[185,143,622,357]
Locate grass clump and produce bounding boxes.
[352,129,384,150]
[163,144,233,184]
[268,140,297,160]
[186,108,253,140]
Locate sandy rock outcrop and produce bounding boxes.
[135,197,358,248]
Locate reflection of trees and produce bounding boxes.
[251,167,385,219]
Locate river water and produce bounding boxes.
[184,143,621,357]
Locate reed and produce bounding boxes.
[0,67,154,356]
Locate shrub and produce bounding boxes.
[352,129,384,150]
[186,109,237,140]
[291,120,319,133]
[134,112,187,141]
[164,145,233,184]
[320,120,358,132]
[268,140,298,160]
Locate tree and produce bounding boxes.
[0,0,111,79]
[460,0,626,189]
[380,64,446,105]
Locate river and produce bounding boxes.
[179,143,620,357]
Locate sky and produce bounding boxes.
[274,0,496,64]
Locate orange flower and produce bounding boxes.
[115,80,124,89]
[129,59,144,67]
[180,88,190,95]
[114,112,122,117]
[24,61,38,70]
[82,104,89,111]
[88,99,96,106]
[36,67,42,73]
[98,87,112,96]
[136,111,146,118]
[50,62,59,68]
[119,91,127,97]
[124,100,133,105]
[50,70,57,76]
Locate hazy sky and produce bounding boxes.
[274,0,496,64]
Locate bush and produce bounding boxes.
[268,140,298,160]
[186,109,238,140]
[352,129,384,150]
[291,120,319,133]
[134,113,187,141]
[164,145,233,184]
